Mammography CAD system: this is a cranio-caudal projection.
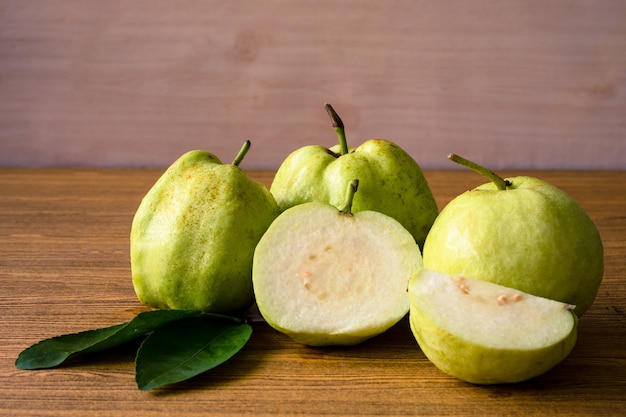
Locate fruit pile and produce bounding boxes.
[130,104,603,385]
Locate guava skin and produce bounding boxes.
[422,176,603,315]
[130,150,280,313]
[270,139,439,249]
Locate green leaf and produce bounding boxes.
[135,316,252,391]
[16,309,201,370]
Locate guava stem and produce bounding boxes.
[448,153,510,190]
[232,140,251,166]
[325,103,349,156]
[339,179,359,215]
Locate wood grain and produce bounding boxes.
[1,1,626,170]
[1,168,625,416]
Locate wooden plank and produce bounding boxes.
[0,168,624,416]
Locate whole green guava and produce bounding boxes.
[131,142,280,313]
[423,166,603,316]
[270,104,438,249]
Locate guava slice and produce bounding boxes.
[252,201,422,346]
[409,268,578,384]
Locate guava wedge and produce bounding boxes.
[409,268,578,384]
[253,180,422,346]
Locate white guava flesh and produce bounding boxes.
[409,268,578,384]
[252,202,422,346]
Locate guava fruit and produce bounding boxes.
[270,104,438,249]
[409,268,578,384]
[253,180,422,346]
[422,154,603,315]
[131,141,280,313]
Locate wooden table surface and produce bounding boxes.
[1,168,625,416]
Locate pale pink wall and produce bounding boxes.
[1,1,625,170]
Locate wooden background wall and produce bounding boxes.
[1,0,625,170]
